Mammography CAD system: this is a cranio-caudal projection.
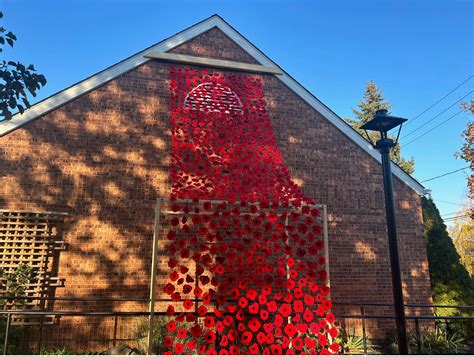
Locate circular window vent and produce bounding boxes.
[184,82,244,116]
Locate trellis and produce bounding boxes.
[0,210,67,323]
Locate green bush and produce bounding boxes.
[422,197,474,337]
[134,317,170,354]
[390,324,469,354]
[0,264,34,354]
[40,347,74,355]
[0,320,23,355]
[336,328,379,355]
[40,347,106,355]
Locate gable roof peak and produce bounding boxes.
[0,15,424,195]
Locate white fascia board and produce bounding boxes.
[144,52,283,74]
[0,16,223,137]
[0,15,424,195]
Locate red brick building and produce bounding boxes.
[0,15,432,350]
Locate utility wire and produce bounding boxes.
[443,213,471,219]
[420,166,471,183]
[441,211,462,217]
[402,90,473,139]
[443,215,471,222]
[403,110,465,146]
[405,75,473,127]
[433,199,469,206]
[440,211,471,218]
[443,218,463,222]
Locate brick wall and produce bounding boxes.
[0,27,432,351]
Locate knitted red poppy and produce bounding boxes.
[164,68,337,355]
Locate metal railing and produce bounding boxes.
[1,296,473,355]
[333,301,474,355]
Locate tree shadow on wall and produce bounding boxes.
[0,61,177,349]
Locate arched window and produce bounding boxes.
[184,82,244,115]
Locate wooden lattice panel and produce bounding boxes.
[0,210,67,323]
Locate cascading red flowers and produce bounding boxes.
[162,66,338,354]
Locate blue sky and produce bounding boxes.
[2,0,473,221]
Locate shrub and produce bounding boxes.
[390,324,469,354]
[337,328,379,355]
[0,321,23,354]
[422,198,474,337]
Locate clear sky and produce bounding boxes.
[2,0,473,221]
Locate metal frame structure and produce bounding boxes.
[147,198,331,354]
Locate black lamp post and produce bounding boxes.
[360,109,408,354]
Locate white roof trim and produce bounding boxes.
[0,15,424,195]
[144,52,283,74]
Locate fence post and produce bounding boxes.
[37,297,46,354]
[113,315,118,347]
[415,317,421,354]
[3,313,11,355]
[360,305,367,355]
[148,199,162,355]
[37,314,44,354]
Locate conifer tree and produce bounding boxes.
[422,197,474,321]
[346,81,415,174]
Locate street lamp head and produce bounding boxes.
[360,109,407,133]
[360,109,408,150]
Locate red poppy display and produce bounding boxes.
[166,320,177,333]
[163,68,337,355]
[164,336,174,348]
[177,327,187,339]
[204,331,216,344]
[241,331,253,345]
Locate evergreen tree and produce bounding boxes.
[422,197,474,328]
[346,81,415,174]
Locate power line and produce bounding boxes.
[402,90,473,139]
[405,75,473,127]
[433,199,465,206]
[403,110,465,146]
[444,212,470,216]
[441,211,462,217]
[420,166,471,183]
[443,215,471,222]
[443,213,471,219]
[441,210,471,218]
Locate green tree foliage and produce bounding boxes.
[0,264,33,303]
[451,101,473,278]
[345,81,415,174]
[455,100,473,208]
[0,264,34,354]
[450,211,474,277]
[422,197,474,335]
[0,11,46,121]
